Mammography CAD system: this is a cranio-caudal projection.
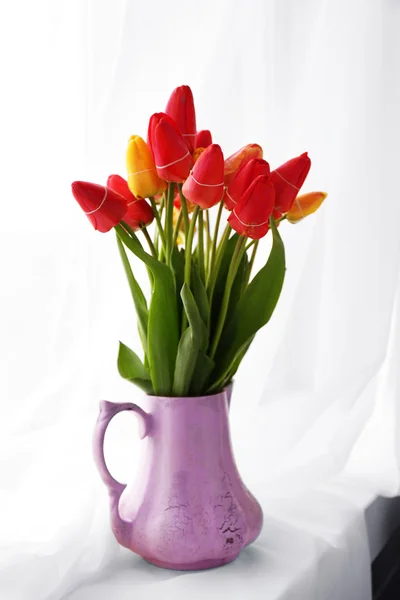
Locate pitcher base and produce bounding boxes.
[143,553,240,571]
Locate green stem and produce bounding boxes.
[245,239,256,252]
[141,226,158,258]
[207,199,224,285]
[149,196,166,249]
[184,205,200,287]
[197,210,205,283]
[172,210,183,246]
[209,235,246,359]
[205,209,211,276]
[207,224,231,302]
[182,205,200,331]
[165,183,175,266]
[178,184,190,235]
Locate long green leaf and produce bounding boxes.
[171,246,185,327]
[191,262,210,330]
[115,225,179,396]
[190,350,215,396]
[209,233,240,338]
[172,283,206,396]
[117,342,153,394]
[116,234,148,356]
[208,219,285,391]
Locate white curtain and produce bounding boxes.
[1,1,400,599]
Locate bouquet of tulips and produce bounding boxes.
[72,85,326,397]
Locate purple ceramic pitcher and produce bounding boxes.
[93,385,263,570]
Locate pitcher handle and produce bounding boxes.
[93,400,150,495]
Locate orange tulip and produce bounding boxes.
[224,143,263,187]
[126,135,166,199]
[286,191,327,223]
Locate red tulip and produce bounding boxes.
[71,181,127,233]
[165,85,197,152]
[225,158,270,210]
[228,175,275,240]
[182,144,224,209]
[270,152,311,218]
[195,130,212,149]
[224,143,263,187]
[107,175,154,230]
[148,112,193,183]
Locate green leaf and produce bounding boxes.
[227,249,249,317]
[172,327,198,396]
[218,335,255,392]
[189,350,215,396]
[210,233,240,338]
[191,262,210,330]
[116,234,149,357]
[117,342,154,394]
[208,219,285,391]
[116,226,179,396]
[171,246,185,326]
[172,283,207,396]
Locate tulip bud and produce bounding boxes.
[165,85,197,152]
[228,175,275,240]
[286,191,327,223]
[225,158,270,210]
[71,181,127,233]
[182,144,224,209]
[148,113,193,183]
[270,152,311,218]
[107,174,154,230]
[195,130,212,149]
[224,143,263,187]
[126,135,166,199]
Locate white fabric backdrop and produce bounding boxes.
[1,0,400,599]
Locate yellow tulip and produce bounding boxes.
[126,135,166,199]
[286,191,327,223]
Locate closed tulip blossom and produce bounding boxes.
[195,129,212,149]
[182,144,225,209]
[71,181,127,233]
[228,175,275,240]
[165,85,197,152]
[126,135,166,199]
[148,113,193,182]
[225,158,270,210]
[107,175,154,230]
[270,152,311,218]
[223,143,263,187]
[286,191,327,223]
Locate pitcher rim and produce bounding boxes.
[146,382,233,402]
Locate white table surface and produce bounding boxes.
[65,477,399,600]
